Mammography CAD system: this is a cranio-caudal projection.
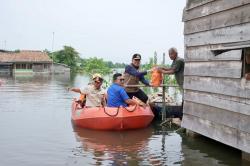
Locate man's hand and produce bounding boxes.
[154,67,163,72]
[140,102,147,109]
[125,99,138,106]
[147,69,152,73]
[147,83,152,87]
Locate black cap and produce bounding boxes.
[132,54,141,60]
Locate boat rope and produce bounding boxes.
[123,105,137,112]
[103,106,120,117]
[103,104,138,117]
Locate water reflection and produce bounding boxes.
[181,135,246,166]
[72,125,153,165]
[71,123,184,166]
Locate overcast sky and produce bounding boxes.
[0,0,186,64]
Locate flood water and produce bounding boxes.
[0,74,247,166]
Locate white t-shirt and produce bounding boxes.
[80,85,105,107]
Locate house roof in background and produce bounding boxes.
[0,50,52,63]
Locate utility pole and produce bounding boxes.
[4,40,6,50]
[154,51,157,65]
[52,32,55,52]
[51,32,55,74]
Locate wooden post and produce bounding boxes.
[162,52,166,121]
[186,129,201,138]
[242,151,250,162]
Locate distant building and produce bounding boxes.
[0,50,70,75]
[52,62,71,74]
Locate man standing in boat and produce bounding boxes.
[124,54,151,103]
[69,73,106,107]
[107,73,138,107]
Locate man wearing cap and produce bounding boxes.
[124,54,150,103]
[69,74,106,107]
[159,47,184,89]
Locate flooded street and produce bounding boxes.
[0,74,245,166]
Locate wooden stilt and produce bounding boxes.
[186,129,201,137]
[242,151,250,162]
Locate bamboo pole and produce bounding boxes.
[162,53,166,121]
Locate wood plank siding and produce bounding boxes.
[182,0,250,153]
[184,61,242,78]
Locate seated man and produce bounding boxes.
[107,73,138,107]
[69,73,106,107]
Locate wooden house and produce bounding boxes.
[0,50,52,75]
[181,0,250,158]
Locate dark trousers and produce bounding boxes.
[127,89,148,103]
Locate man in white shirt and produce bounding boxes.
[69,74,106,107]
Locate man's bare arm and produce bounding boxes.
[68,88,81,93]
[158,67,175,74]
[125,99,138,106]
[161,69,175,74]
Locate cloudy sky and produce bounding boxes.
[0,0,186,64]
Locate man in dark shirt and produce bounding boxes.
[159,47,184,89]
[124,54,151,103]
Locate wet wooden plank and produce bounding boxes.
[181,114,250,153]
[184,90,250,116]
[185,48,242,62]
[183,0,250,21]
[238,132,250,154]
[182,114,238,148]
[184,76,250,99]
[185,22,250,47]
[184,101,250,133]
[184,4,250,34]
[184,61,242,78]
[242,151,250,161]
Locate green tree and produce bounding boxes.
[51,46,80,69]
[43,49,50,55]
[83,57,111,75]
[105,61,115,68]
[46,45,126,74]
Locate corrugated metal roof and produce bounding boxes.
[0,50,52,63]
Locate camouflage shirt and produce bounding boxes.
[80,85,105,107]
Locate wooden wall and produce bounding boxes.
[182,0,250,153]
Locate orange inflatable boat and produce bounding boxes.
[71,100,154,130]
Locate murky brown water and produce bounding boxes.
[0,74,247,166]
